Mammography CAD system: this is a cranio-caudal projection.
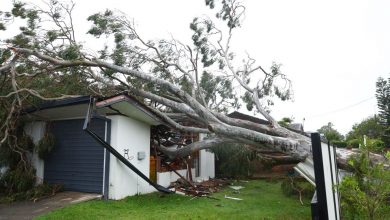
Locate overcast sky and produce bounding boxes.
[3,0,390,135]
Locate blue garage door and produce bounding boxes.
[44,119,105,193]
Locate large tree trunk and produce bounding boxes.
[4,47,386,168]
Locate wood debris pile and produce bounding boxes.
[170,178,229,197]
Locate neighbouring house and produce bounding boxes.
[288,123,304,133]
[23,94,214,200]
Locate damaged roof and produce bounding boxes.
[23,93,163,125]
[96,94,163,125]
[227,111,270,125]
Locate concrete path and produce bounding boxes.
[0,191,101,220]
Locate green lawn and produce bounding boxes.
[36,180,311,220]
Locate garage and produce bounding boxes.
[44,119,106,193]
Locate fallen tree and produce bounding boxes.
[0,0,385,168]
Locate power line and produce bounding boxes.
[307,96,375,118]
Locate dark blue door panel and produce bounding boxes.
[44,119,105,193]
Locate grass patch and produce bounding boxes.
[36,179,311,220]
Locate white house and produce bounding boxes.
[24,94,214,200]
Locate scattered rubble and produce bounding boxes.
[224,195,243,201]
[228,185,244,194]
[170,178,229,197]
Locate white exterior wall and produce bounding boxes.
[20,120,215,195]
[108,115,155,200]
[24,121,46,184]
[199,149,215,180]
[198,133,215,180]
[157,168,196,188]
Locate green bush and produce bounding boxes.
[0,132,36,196]
[26,183,63,201]
[211,143,258,178]
[365,139,385,153]
[346,138,385,153]
[0,165,35,194]
[347,139,360,148]
[0,128,58,203]
[332,140,347,148]
[281,177,315,200]
[339,149,390,219]
[0,182,63,203]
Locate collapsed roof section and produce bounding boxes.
[294,157,315,186]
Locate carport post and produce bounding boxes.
[311,133,328,220]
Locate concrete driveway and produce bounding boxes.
[0,191,101,220]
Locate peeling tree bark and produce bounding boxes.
[36,50,310,154]
[1,47,386,169]
[0,48,340,164]
[0,1,387,174]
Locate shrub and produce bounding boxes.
[365,138,385,153]
[339,149,390,219]
[0,165,35,195]
[0,127,59,203]
[0,132,36,197]
[211,143,258,178]
[27,183,63,201]
[346,138,385,153]
[0,182,63,203]
[332,140,347,148]
[347,139,360,148]
[281,177,315,202]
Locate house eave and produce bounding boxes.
[24,96,90,114]
[96,94,163,126]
